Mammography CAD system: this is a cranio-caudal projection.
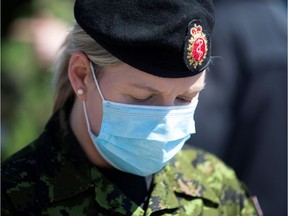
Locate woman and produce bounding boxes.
[2,0,261,215]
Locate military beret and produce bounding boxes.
[74,0,215,78]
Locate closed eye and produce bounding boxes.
[130,95,153,102]
[176,97,192,105]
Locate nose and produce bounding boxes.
[154,96,175,106]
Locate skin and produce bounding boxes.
[68,52,206,168]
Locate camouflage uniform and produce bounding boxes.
[2,104,260,216]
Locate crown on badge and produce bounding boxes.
[186,23,208,69]
[191,24,203,36]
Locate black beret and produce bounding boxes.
[74,0,215,78]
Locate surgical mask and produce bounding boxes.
[83,62,198,176]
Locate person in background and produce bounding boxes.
[188,0,287,215]
[2,0,261,215]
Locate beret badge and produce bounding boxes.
[184,20,209,71]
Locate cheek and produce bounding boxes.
[86,89,103,136]
[99,80,122,102]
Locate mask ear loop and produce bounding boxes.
[83,61,105,133]
[83,100,91,132]
[89,61,105,101]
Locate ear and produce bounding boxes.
[68,52,91,100]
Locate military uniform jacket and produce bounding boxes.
[2,104,259,216]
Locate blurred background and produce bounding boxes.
[1,0,74,160]
[187,0,287,215]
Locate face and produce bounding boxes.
[84,62,206,135]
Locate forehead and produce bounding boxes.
[101,63,206,92]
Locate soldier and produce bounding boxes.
[2,0,262,215]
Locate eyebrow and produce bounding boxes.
[129,83,161,93]
[186,82,206,94]
[129,82,206,94]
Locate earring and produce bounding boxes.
[77,88,84,95]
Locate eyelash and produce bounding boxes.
[131,96,152,102]
[131,96,192,104]
[176,97,192,104]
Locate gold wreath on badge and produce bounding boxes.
[186,24,208,69]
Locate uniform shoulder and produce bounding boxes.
[2,141,38,196]
[164,147,259,215]
[178,146,237,180]
[1,141,40,215]
[175,147,252,202]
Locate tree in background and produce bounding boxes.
[1,0,73,160]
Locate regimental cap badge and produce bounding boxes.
[184,20,210,73]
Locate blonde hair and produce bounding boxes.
[52,23,121,112]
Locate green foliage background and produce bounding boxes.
[2,0,74,160]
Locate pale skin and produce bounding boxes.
[68,52,206,169]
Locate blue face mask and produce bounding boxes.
[83,62,198,176]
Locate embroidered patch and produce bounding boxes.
[184,20,210,72]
